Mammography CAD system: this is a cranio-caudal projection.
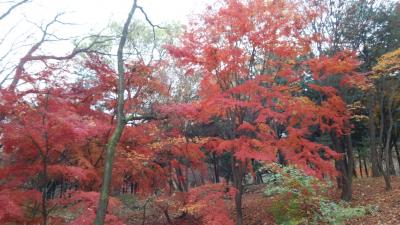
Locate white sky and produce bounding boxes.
[1,0,212,30]
[33,0,210,27]
[0,0,213,84]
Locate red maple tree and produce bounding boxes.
[166,0,362,223]
[0,67,107,223]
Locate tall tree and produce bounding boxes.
[93,1,138,224]
[307,0,400,180]
[167,0,362,222]
[368,48,400,190]
[94,0,166,223]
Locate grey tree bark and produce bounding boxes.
[94,1,138,224]
[368,93,381,177]
[382,87,395,191]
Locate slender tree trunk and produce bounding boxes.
[40,94,50,225]
[231,157,244,225]
[94,2,137,224]
[60,177,64,198]
[363,155,369,177]
[388,145,396,175]
[394,142,400,173]
[168,164,174,194]
[190,167,198,187]
[41,159,48,225]
[368,93,380,176]
[378,89,386,177]
[358,149,363,178]
[332,131,353,201]
[234,189,243,225]
[184,167,189,191]
[163,209,172,225]
[142,200,149,225]
[343,134,354,201]
[352,165,357,178]
[213,152,220,183]
[175,166,187,192]
[382,89,395,191]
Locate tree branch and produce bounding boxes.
[125,114,167,123]
[0,0,30,21]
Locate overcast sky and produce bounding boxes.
[50,0,210,26]
[0,0,213,82]
[0,0,213,44]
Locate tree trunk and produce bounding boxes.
[358,149,363,178]
[175,166,188,192]
[332,131,352,201]
[368,93,380,177]
[388,145,396,175]
[41,159,48,225]
[343,134,354,201]
[382,89,395,191]
[231,157,244,225]
[213,152,220,183]
[39,94,50,225]
[94,124,125,223]
[394,142,400,173]
[363,155,369,177]
[94,2,137,224]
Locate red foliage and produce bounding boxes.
[0,44,169,222]
[184,183,235,225]
[0,81,107,222]
[54,191,124,225]
[162,1,367,223]
[0,0,367,224]
[0,189,41,224]
[166,0,361,177]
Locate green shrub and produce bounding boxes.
[268,195,307,225]
[117,194,141,210]
[263,164,371,225]
[316,201,377,225]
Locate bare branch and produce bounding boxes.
[0,0,30,21]
[137,5,164,65]
[136,6,163,30]
[5,12,112,91]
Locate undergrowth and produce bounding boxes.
[262,165,377,225]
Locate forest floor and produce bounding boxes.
[124,177,400,225]
[346,176,400,225]
[236,176,400,225]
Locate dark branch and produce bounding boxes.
[125,114,168,123]
[137,5,164,64]
[0,0,30,21]
[6,12,111,91]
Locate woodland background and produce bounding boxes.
[0,0,400,224]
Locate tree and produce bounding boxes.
[94,0,167,223]
[0,66,108,224]
[0,2,169,224]
[166,0,361,223]
[305,0,400,179]
[93,1,138,222]
[368,48,400,190]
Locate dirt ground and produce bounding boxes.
[346,176,400,225]
[234,177,400,225]
[124,177,400,225]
